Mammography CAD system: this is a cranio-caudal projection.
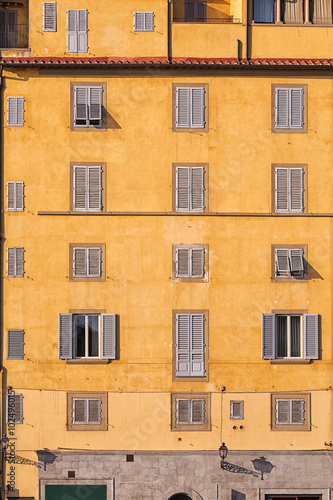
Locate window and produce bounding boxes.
[185,1,207,21]
[271,84,307,133]
[0,10,18,48]
[69,243,105,281]
[59,312,116,360]
[7,182,24,211]
[7,330,24,359]
[67,392,107,430]
[171,393,210,430]
[172,310,208,380]
[230,400,244,419]
[67,9,87,52]
[172,83,208,132]
[7,393,23,424]
[133,12,154,31]
[271,393,310,430]
[70,164,106,212]
[7,247,24,277]
[172,244,208,282]
[43,2,57,31]
[266,496,321,499]
[262,313,318,360]
[271,245,307,281]
[7,97,24,127]
[173,164,207,212]
[73,86,103,128]
[272,165,307,214]
[254,0,332,24]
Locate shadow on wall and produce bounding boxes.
[232,491,246,500]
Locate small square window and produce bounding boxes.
[271,393,310,431]
[67,392,107,430]
[271,244,307,282]
[172,244,208,282]
[69,243,106,282]
[133,12,154,31]
[171,393,210,430]
[230,400,244,419]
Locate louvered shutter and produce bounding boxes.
[77,9,88,53]
[275,249,290,276]
[88,166,102,210]
[75,87,88,121]
[262,313,276,359]
[176,399,190,424]
[43,2,57,31]
[191,248,205,277]
[7,330,24,359]
[290,248,303,275]
[304,314,319,359]
[101,314,116,359]
[88,248,101,277]
[290,168,303,213]
[191,88,205,128]
[15,247,24,277]
[275,88,289,128]
[7,247,24,277]
[192,399,205,424]
[89,87,102,121]
[67,9,78,52]
[290,88,303,129]
[134,12,144,31]
[73,248,87,276]
[176,88,190,128]
[7,394,23,424]
[291,399,304,424]
[176,248,190,277]
[276,399,289,424]
[176,314,190,376]
[88,399,101,423]
[230,400,244,419]
[15,182,24,211]
[191,314,205,376]
[275,168,288,212]
[176,167,190,211]
[73,399,86,423]
[7,182,16,211]
[16,97,24,126]
[7,97,24,127]
[144,12,154,31]
[7,247,15,277]
[73,166,87,210]
[191,167,205,211]
[59,313,72,359]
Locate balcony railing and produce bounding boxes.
[0,24,29,49]
[173,16,241,23]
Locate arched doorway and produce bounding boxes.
[168,495,192,500]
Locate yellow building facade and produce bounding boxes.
[1,1,333,499]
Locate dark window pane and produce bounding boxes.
[253,0,275,22]
[74,315,85,357]
[277,316,288,357]
[88,315,99,357]
[290,315,301,357]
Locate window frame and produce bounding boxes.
[172,244,208,282]
[7,329,24,359]
[171,393,210,431]
[271,164,308,214]
[133,11,154,31]
[69,243,106,282]
[172,83,209,132]
[7,181,24,212]
[70,82,107,131]
[271,392,310,431]
[43,2,57,31]
[271,84,308,133]
[172,163,209,213]
[7,393,23,424]
[271,244,308,282]
[67,392,107,431]
[230,400,244,419]
[7,247,24,277]
[69,162,107,213]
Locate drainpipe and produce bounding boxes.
[245,0,249,62]
[167,0,172,63]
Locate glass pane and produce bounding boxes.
[277,316,288,357]
[290,316,301,357]
[74,315,85,357]
[88,315,99,357]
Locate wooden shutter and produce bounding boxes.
[59,313,72,359]
[276,399,290,424]
[275,249,290,276]
[7,247,24,277]
[88,399,101,423]
[190,314,205,376]
[176,87,190,128]
[67,9,78,52]
[7,97,24,127]
[43,2,57,31]
[7,247,15,276]
[304,314,319,359]
[275,88,289,128]
[73,248,87,276]
[191,248,205,277]
[230,400,244,419]
[290,88,303,128]
[88,248,101,277]
[262,313,276,359]
[176,314,191,376]
[7,182,24,211]
[289,168,303,213]
[7,394,23,424]
[74,87,88,122]
[7,330,24,359]
[88,166,102,210]
[134,12,144,31]
[77,9,88,53]
[290,248,303,275]
[144,12,154,31]
[101,314,116,359]
[176,399,190,424]
[73,399,86,423]
[191,167,205,211]
[191,87,205,128]
[73,166,87,210]
[88,87,102,121]
[176,167,190,211]
[192,399,205,424]
[16,97,24,126]
[176,248,190,277]
[275,168,288,212]
[291,399,304,424]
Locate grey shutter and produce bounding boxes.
[134,12,144,31]
[7,97,16,126]
[7,247,15,276]
[176,167,190,211]
[191,87,205,128]
[77,9,88,53]
[290,88,303,128]
[16,97,24,126]
[304,313,319,359]
[73,399,86,423]
[89,87,102,121]
[191,167,205,211]
[290,248,303,275]
[7,330,24,359]
[59,313,72,359]
[88,399,101,423]
[73,166,87,210]
[191,314,205,376]
[7,394,23,424]
[176,399,190,424]
[73,248,87,276]
[101,314,116,359]
[88,166,102,210]
[176,314,190,376]
[74,87,88,121]
[176,248,190,277]
[262,313,276,359]
[275,88,289,128]
[176,87,190,128]
[275,249,290,276]
[15,247,24,277]
[43,2,57,31]
[291,399,304,424]
[88,248,101,277]
[67,9,78,52]
[276,399,290,424]
[192,399,205,424]
[7,182,15,211]
[290,168,303,213]
[191,248,205,277]
[15,182,24,211]
[144,12,154,31]
[275,168,288,212]
[230,400,244,419]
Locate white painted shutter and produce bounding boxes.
[191,314,205,376]
[73,248,87,276]
[7,394,23,424]
[43,2,57,31]
[304,314,319,359]
[89,87,102,121]
[7,97,24,127]
[176,314,191,376]
[275,168,288,212]
[88,166,102,210]
[290,248,303,275]
[192,399,205,424]
[191,87,205,128]
[176,248,190,277]
[59,313,72,359]
[177,399,190,424]
[291,399,304,424]
[15,182,24,211]
[176,87,190,128]
[67,9,78,52]
[101,314,116,359]
[191,248,205,277]
[290,88,303,128]
[144,12,154,31]
[275,249,290,276]
[275,88,289,128]
[15,247,24,277]
[7,182,15,211]
[276,399,289,424]
[290,168,303,213]
[191,167,205,211]
[88,248,101,277]
[88,399,101,423]
[16,97,24,126]
[73,166,87,210]
[73,399,86,423]
[176,167,190,211]
[7,329,24,359]
[7,247,15,277]
[75,87,88,121]
[7,247,24,277]
[134,12,144,31]
[230,400,244,419]
[77,9,88,53]
[262,313,276,359]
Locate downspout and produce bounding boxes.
[245,0,249,62]
[167,0,172,63]
[0,62,5,500]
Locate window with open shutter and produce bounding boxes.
[175,86,206,129]
[134,12,154,31]
[74,86,103,127]
[43,2,57,31]
[7,330,24,359]
[67,9,87,53]
[7,97,24,126]
[275,167,304,213]
[176,166,205,212]
[176,313,206,378]
[7,247,24,277]
[230,400,244,419]
[7,182,24,211]
[275,248,304,278]
[73,165,102,211]
[7,394,23,424]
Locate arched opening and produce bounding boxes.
[168,495,192,500]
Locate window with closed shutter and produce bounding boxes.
[74,86,103,127]
[276,399,304,424]
[133,12,154,31]
[185,1,207,21]
[73,398,101,424]
[171,393,210,430]
[7,182,24,211]
[67,9,87,52]
[176,86,206,129]
[176,166,205,212]
[73,166,102,211]
[67,392,107,430]
[7,247,24,277]
[175,312,206,377]
[230,400,244,419]
[272,84,307,133]
[7,394,23,424]
[7,330,24,359]
[43,2,57,31]
[7,97,24,126]
[176,247,205,278]
[271,393,310,430]
[275,167,304,213]
[73,247,102,277]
